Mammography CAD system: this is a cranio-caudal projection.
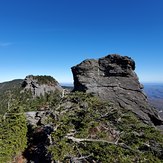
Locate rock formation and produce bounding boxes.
[72,54,163,127]
[21,75,63,97]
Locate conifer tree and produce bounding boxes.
[0,100,27,162]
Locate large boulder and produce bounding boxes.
[72,54,163,127]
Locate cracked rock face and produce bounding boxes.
[21,75,63,97]
[72,54,163,127]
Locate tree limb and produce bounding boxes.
[65,135,140,153]
[65,136,116,145]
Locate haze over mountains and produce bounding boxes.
[143,83,163,118]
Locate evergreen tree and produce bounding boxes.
[0,100,27,163]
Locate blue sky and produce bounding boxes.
[0,0,163,83]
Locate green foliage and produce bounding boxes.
[1,80,163,162]
[0,77,61,114]
[0,80,23,114]
[0,100,27,163]
[49,92,163,162]
[32,75,58,85]
[0,87,61,113]
[21,90,61,112]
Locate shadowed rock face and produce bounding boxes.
[72,54,163,127]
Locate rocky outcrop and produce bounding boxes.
[21,75,63,97]
[72,54,163,127]
[24,111,55,163]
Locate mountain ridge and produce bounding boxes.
[1,54,163,162]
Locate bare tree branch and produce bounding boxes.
[65,136,116,145]
[65,135,140,154]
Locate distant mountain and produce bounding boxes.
[0,79,23,93]
[143,83,163,118]
[0,79,23,114]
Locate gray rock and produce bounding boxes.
[71,54,163,127]
[21,75,63,97]
[25,111,56,127]
[25,111,38,126]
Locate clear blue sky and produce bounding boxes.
[0,0,163,83]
